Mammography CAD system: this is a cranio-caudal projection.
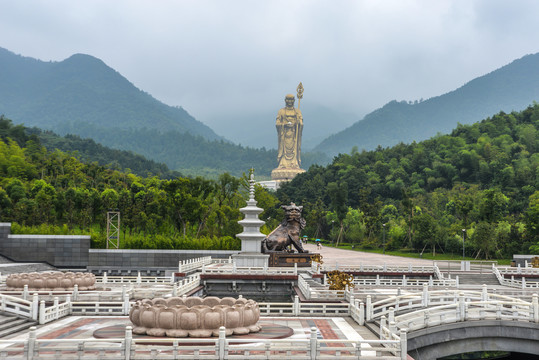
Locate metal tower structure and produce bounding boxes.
[106,210,120,249]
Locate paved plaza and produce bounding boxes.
[303,243,434,267]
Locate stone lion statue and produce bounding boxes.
[261,202,307,253]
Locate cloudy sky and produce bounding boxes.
[1,0,539,131]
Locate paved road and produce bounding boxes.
[303,243,434,267]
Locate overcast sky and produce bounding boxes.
[1,0,539,129]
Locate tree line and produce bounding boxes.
[0,116,283,249]
[278,104,539,259]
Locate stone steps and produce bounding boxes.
[455,272,500,286]
[0,313,36,338]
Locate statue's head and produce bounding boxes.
[281,202,306,229]
[284,94,295,108]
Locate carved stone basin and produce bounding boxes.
[129,296,261,337]
[6,271,96,291]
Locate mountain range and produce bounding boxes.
[2,46,539,176]
[0,47,330,176]
[0,48,219,141]
[315,53,539,155]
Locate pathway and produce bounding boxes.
[303,243,434,267]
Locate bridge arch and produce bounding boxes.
[407,320,539,359]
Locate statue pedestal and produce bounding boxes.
[271,168,306,182]
[268,253,312,267]
[231,253,270,267]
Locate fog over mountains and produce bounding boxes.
[315,52,539,156]
[1,46,539,176]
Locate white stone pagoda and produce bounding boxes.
[231,173,269,267]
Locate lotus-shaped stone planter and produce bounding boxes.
[6,271,96,291]
[129,296,261,337]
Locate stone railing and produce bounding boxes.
[178,256,212,273]
[391,294,539,332]
[0,324,407,360]
[366,284,530,322]
[96,272,173,285]
[0,293,38,321]
[297,274,346,301]
[202,263,298,276]
[352,275,458,288]
[312,262,436,274]
[493,265,539,289]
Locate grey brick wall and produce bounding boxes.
[0,223,239,272]
[88,249,236,269]
[0,223,90,267]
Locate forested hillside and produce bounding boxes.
[25,126,180,179]
[279,104,539,259]
[0,117,283,249]
[0,47,219,140]
[315,53,539,156]
[0,47,327,176]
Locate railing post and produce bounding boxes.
[103,272,108,284]
[424,310,430,326]
[66,295,72,315]
[178,260,182,273]
[458,293,465,321]
[429,275,433,286]
[294,263,297,275]
[522,277,526,289]
[389,321,397,336]
[399,329,408,360]
[481,284,488,301]
[422,283,429,307]
[173,283,178,297]
[137,272,141,285]
[402,275,407,287]
[53,297,59,320]
[389,307,395,324]
[73,284,79,301]
[376,274,380,286]
[360,262,364,272]
[125,325,132,360]
[517,264,521,274]
[123,294,130,315]
[31,293,39,322]
[218,326,226,360]
[39,300,45,325]
[532,293,538,323]
[310,327,317,360]
[379,315,386,340]
[358,301,365,326]
[23,284,29,300]
[383,263,387,272]
[456,275,459,289]
[294,295,300,316]
[27,326,37,360]
[366,295,372,322]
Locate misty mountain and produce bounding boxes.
[0,47,328,176]
[0,47,220,141]
[210,103,357,150]
[314,52,539,156]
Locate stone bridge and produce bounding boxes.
[367,287,539,359]
[407,320,539,359]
